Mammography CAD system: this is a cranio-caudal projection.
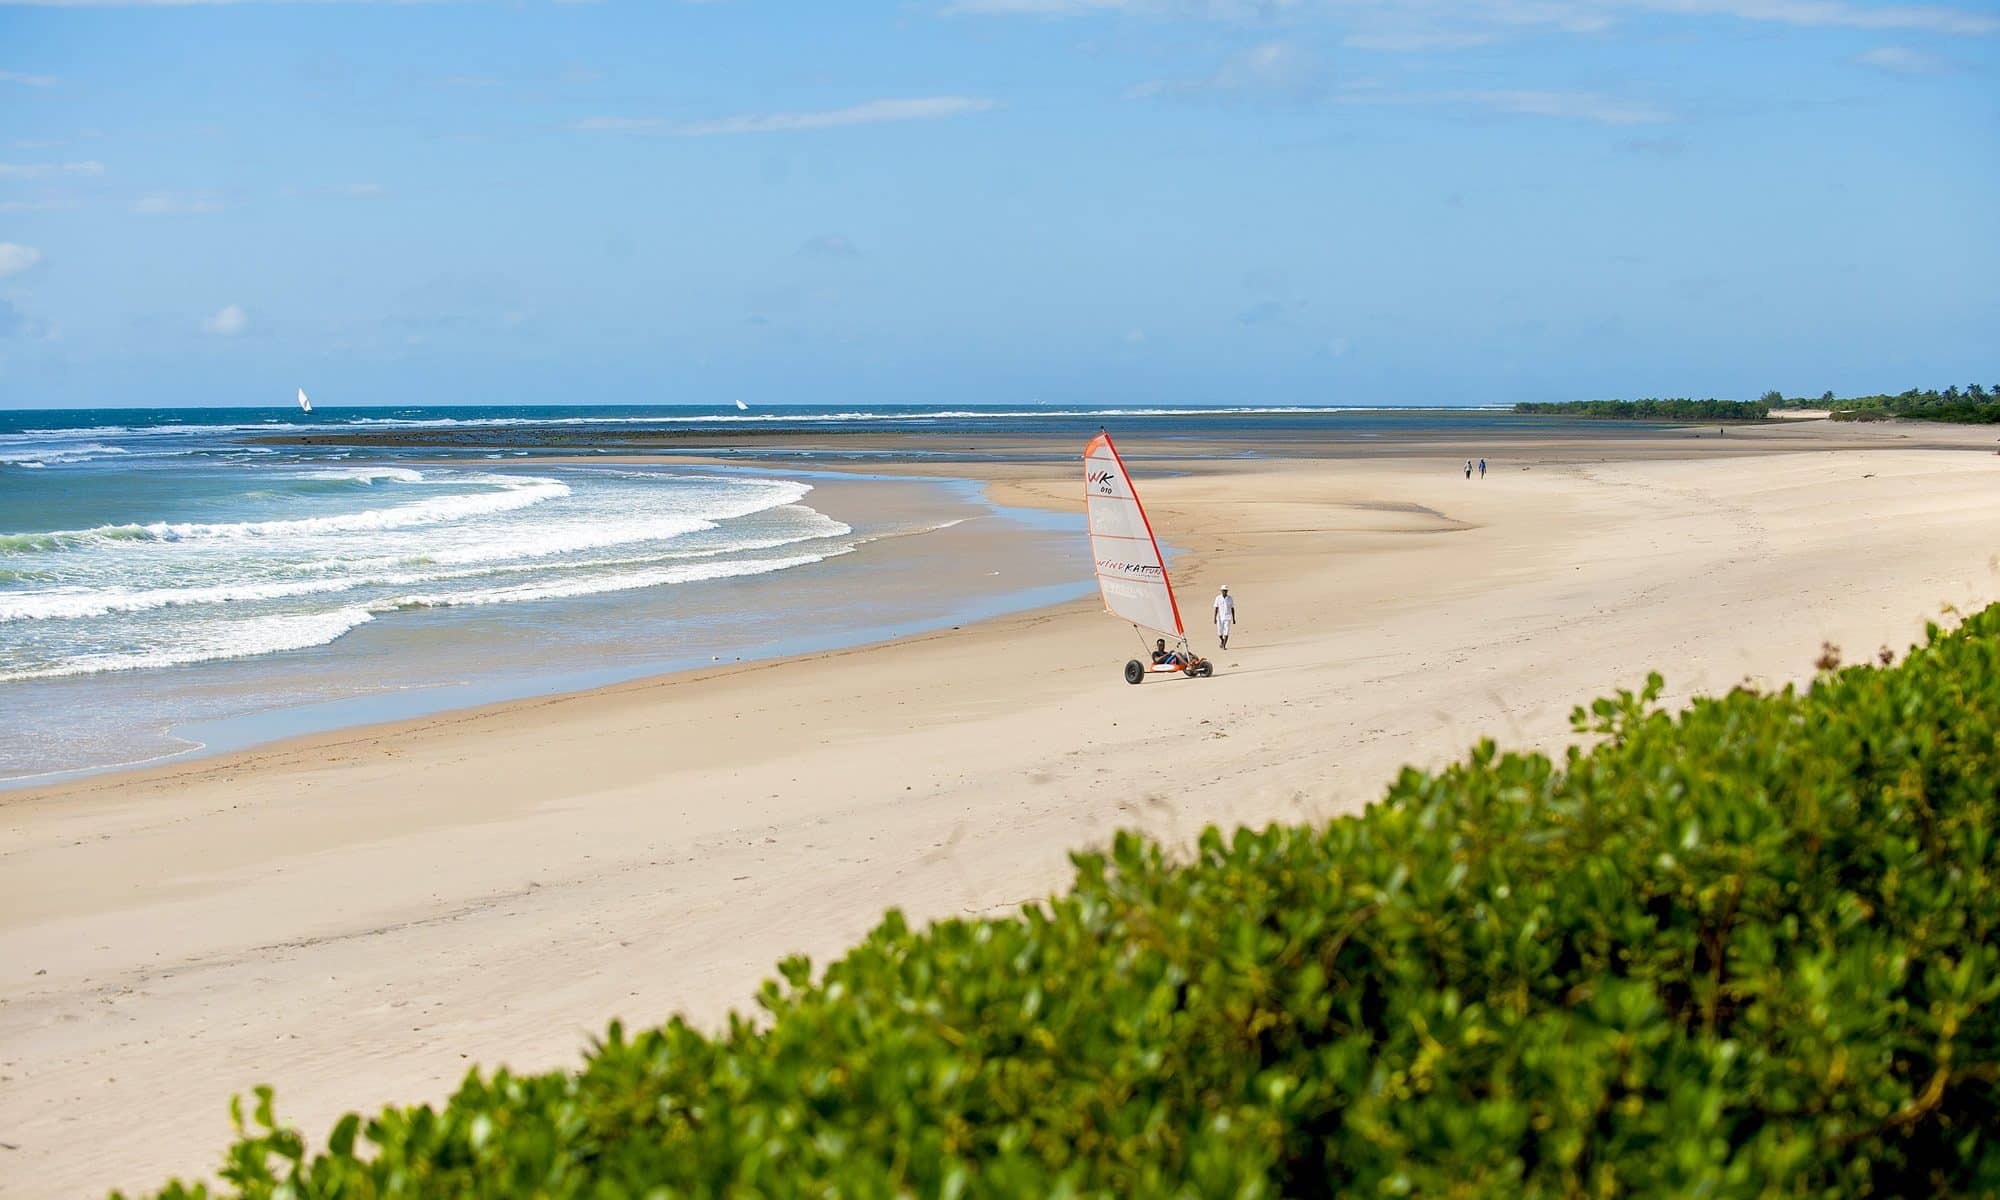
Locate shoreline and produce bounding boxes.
[4,423,1999,1196]
[0,471,1086,791]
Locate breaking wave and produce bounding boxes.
[0,463,854,681]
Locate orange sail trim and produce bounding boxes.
[1083,432,1185,638]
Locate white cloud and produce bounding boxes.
[674,96,994,136]
[1479,0,1617,32]
[1627,0,1999,35]
[944,0,1134,11]
[0,160,104,179]
[1459,88,1669,124]
[133,191,222,214]
[1342,30,1499,51]
[203,304,247,336]
[947,0,2000,36]
[1855,44,1947,72]
[0,70,56,86]
[0,243,41,276]
[1133,40,1328,100]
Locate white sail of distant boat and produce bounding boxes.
[297,388,312,415]
[736,399,749,411]
[1086,432,1212,682]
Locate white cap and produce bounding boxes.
[1220,584,1229,591]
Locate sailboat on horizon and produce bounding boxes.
[297,388,312,416]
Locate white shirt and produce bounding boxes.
[1213,593,1235,623]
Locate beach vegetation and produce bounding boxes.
[1513,398,1769,420]
[1817,384,2000,425]
[131,603,2000,1198]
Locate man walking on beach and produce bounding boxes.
[1213,585,1235,650]
[1479,457,1487,479]
[1464,459,1473,479]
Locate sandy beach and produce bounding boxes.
[4,419,1998,1197]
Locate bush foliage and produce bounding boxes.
[1769,384,2000,425]
[1821,385,2000,425]
[137,605,2000,1198]
[1513,398,1770,420]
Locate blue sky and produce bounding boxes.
[0,0,1994,409]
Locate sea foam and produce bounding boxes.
[0,462,852,682]
[0,606,380,681]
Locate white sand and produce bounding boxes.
[3,425,1997,1196]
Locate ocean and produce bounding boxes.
[0,404,1650,783]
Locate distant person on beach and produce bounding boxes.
[1479,457,1487,478]
[1213,585,1235,650]
[1464,459,1473,479]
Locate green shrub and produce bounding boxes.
[1514,398,1770,420]
[134,605,2000,1198]
[1824,385,2000,425]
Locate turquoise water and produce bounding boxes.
[1,409,1114,781]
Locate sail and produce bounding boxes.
[1084,432,1183,638]
[297,388,311,414]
